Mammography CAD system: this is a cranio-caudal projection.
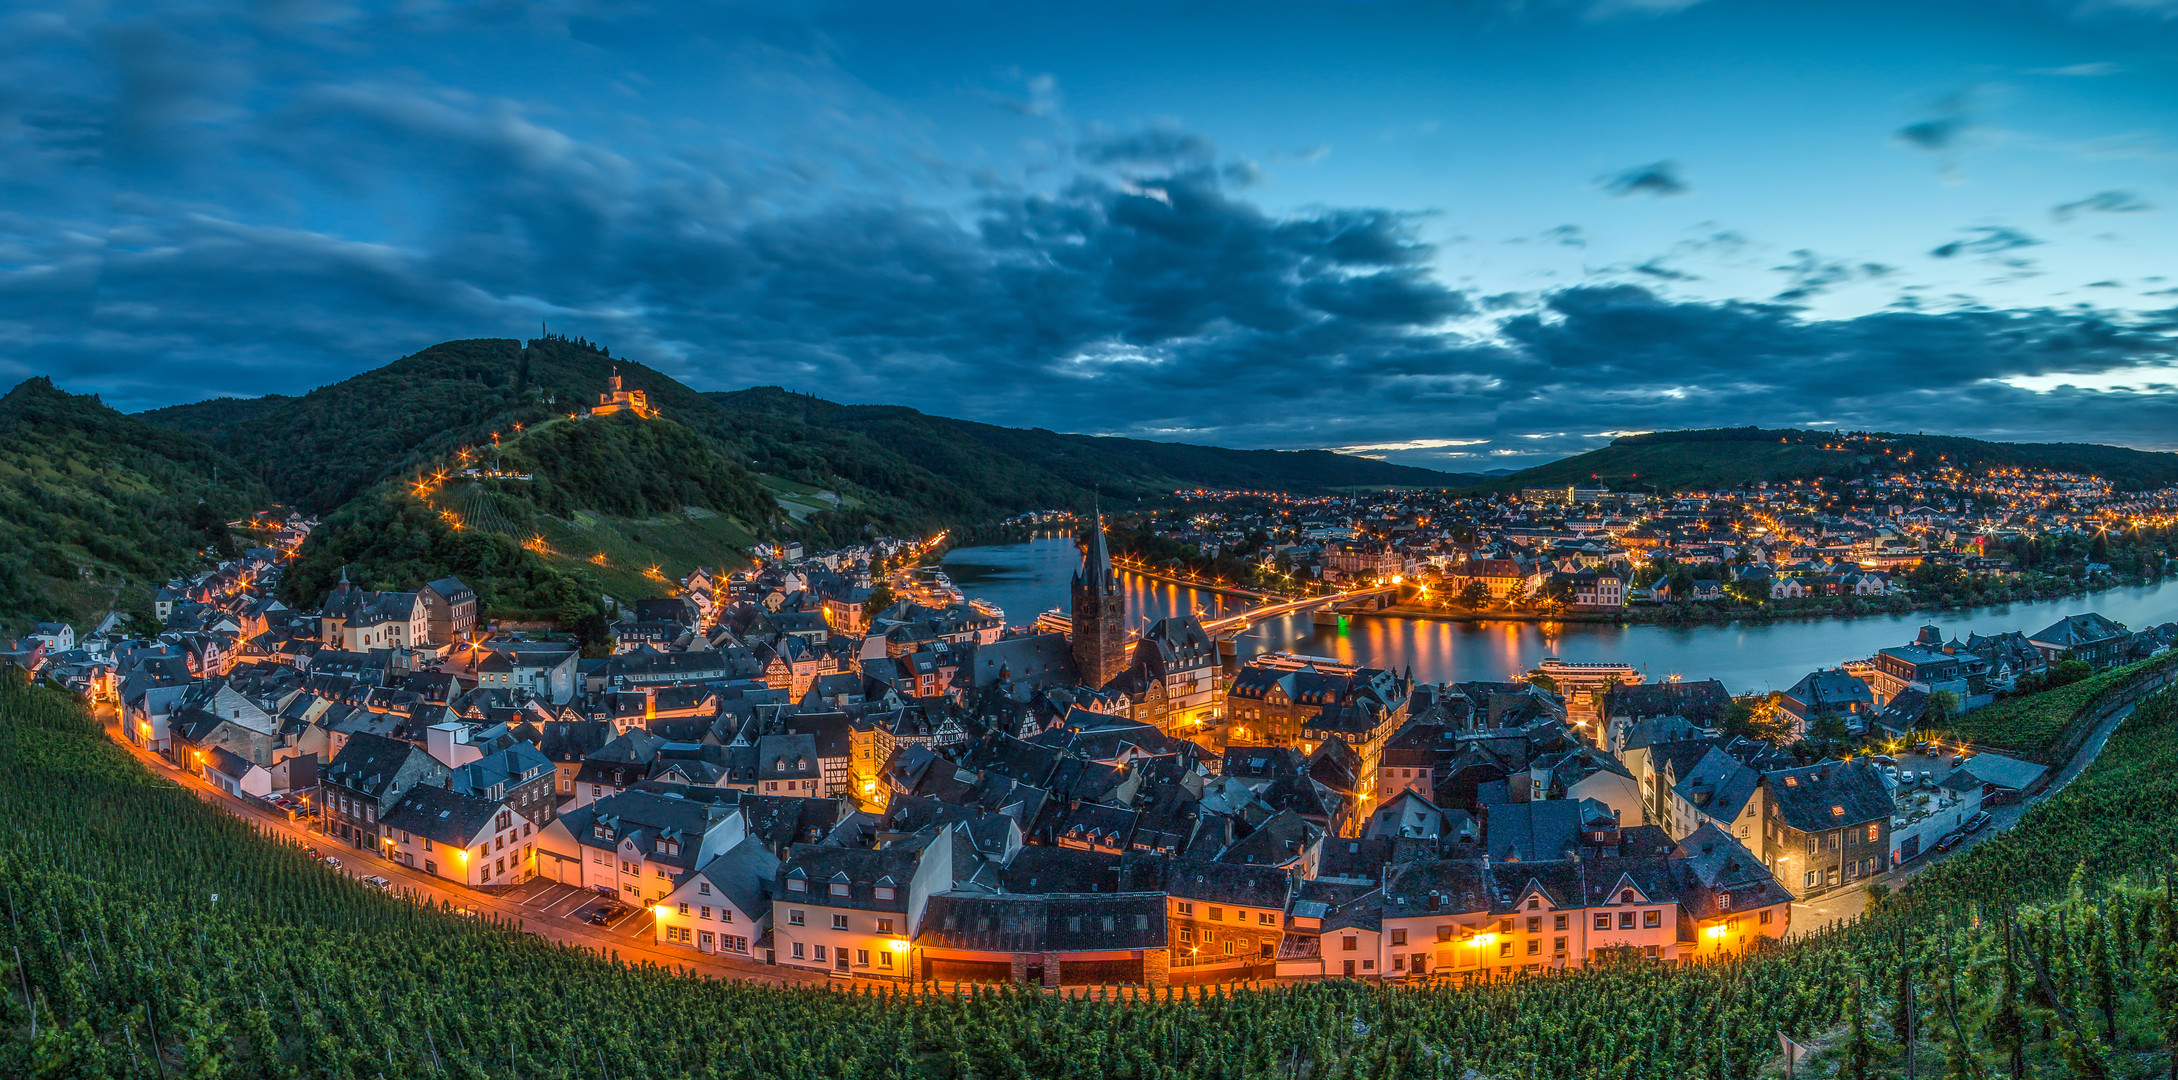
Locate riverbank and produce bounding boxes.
[1360,582,2172,630]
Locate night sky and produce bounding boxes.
[6,0,2178,468]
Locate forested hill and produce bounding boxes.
[138,337,1468,531]
[709,386,1474,501]
[0,378,270,633]
[1497,427,2178,493]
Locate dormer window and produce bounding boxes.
[1620,889,1636,904]
[787,878,806,893]
[874,885,896,901]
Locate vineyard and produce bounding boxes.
[8,670,2178,1078]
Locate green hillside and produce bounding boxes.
[711,386,1473,505]
[0,379,270,635]
[1499,426,2178,493]
[134,338,1469,617]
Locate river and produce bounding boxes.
[943,535,2178,695]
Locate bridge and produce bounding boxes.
[1201,584,1400,636]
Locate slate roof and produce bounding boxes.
[381,783,502,847]
[918,893,1166,953]
[2029,612,2128,649]
[1764,760,1893,832]
[685,836,780,919]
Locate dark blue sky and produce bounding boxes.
[6,0,2178,468]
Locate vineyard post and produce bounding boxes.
[10,944,31,1039]
[144,1000,167,1080]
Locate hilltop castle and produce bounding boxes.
[588,368,654,418]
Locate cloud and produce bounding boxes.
[5,0,2178,472]
[1894,93,1978,176]
[2052,190,2152,221]
[2029,61,2124,76]
[1598,160,1689,197]
[1930,226,2041,259]
[1769,251,1894,302]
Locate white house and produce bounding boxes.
[653,836,779,957]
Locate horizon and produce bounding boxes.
[6,1,2178,467]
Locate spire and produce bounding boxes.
[1076,500,1115,597]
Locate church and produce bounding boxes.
[1069,507,1130,690]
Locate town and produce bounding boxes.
[6,490,2172,992]
[1113,451,2178,622]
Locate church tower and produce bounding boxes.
[1070,504,1129,689]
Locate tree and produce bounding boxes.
[1923,689,1961,730]
[1455,581,1491,609]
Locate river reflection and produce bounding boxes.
[943,536,2178,694]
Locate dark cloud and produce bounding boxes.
[3,2,2176,471]
[1769,250,1894,302]
[1930,226,2041,259]
[1080,127,1218,167]
[1894,92,1976,175]
[1598,160,1689,197]
[2052,190,2151,221]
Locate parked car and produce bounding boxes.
[1900,771,1917,785]
[361,875,392,890]
[1964,811,1992,833]
[1869,755,1897,767]
[452,907,478,919]
[585,904,629,926]
[1934,832,1964,852]
[323,856,342,869]
[1924,745,1941,757]
[1951,754,1968,767]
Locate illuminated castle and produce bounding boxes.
[588,368,654,418]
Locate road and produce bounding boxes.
[98,707,830,988]
[1792,670,2169,928]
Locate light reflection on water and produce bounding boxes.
[943,536,2178,695]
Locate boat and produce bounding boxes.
[970,599,1006,622]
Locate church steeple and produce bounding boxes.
[1074,501,1118,598]
[1070,502,1128,689]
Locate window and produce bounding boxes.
[856,949,870,966]
[1643,910,1661,929]
[1719,893,1734,911]
[1361,959,1374,971]
[1554,914,1567,931]
[832,914,849,931]
[878,950,893,969]
[1392,955,1405,971]
[1526,917,1541,934]
[1176,902,1194,918]
[1527,939,1540,956]
[1866,822,1879,842]
[791,942,805,959]
[1208,906,1224,922]
[814,945,827,962]
[1258,912,1277,926]
[1806,837,1818,857]
[1759,910,1773,925]
[1341,936,1357,952]
[698,882,711,896]
[1618,912,1636,930]
[1390,929,1407,946]
[678,903,689,916]
[1179,927,1195,943]
[1619,889,1635,904]
[1526,897,1539,910]
[789,910,805,926]
[720,909,733,923]
[1436,925,1454,943]
[1594,914,1610,931]
[1498,942,1512,958]
[700,906,712,920]
[1498,919,1513,935]
[1804,871,1819,889]
[874,886,896,901]
[787,878,807,893]
[829,882,849,898]
[1553,937,1566,954]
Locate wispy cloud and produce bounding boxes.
[1598,160,1689,197]
[2052,190,2152,221]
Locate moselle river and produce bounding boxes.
[943,535,2178,695]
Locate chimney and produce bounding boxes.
[1426,891,1441,911]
